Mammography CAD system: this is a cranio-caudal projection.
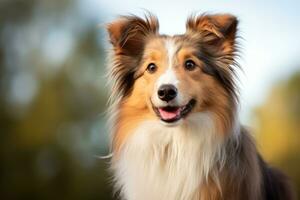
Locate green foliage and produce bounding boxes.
[0,0,114,199]
[255,71,300,197]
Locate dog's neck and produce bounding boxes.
[112,112,237,200]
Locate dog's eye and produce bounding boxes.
[146,63,157,74]
[184,60,196,71]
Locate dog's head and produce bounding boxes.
[107,13,239,132]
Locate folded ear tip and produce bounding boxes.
[106,13,160,55]
[209,13,238,28]
[220,13,237,20]
[106,18,128,45]
[216,14,238,36]
[186,13,238,37]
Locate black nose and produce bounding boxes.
[157,84,177,102]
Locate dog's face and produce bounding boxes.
[136,36,219,125]
[107,14,238,129]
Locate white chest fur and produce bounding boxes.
[113,113,224,200]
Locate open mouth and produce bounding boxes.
[152,99,196,123]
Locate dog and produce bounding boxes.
[105,12,295,200]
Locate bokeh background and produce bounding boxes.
[1,0,300,199]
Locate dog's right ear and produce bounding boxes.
[106,14,159,57]
[106,14,159,98]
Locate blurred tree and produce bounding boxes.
[255,70,300,197]
[0,0,114,199]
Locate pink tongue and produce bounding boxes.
[158,108,180,120]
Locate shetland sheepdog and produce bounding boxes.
[105,13,295,200]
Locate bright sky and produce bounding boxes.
[82,0,300,123]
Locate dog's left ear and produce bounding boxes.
[186,14,238,54]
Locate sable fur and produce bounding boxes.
[106,13,296,200]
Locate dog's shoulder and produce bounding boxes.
[259,157,297,200]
